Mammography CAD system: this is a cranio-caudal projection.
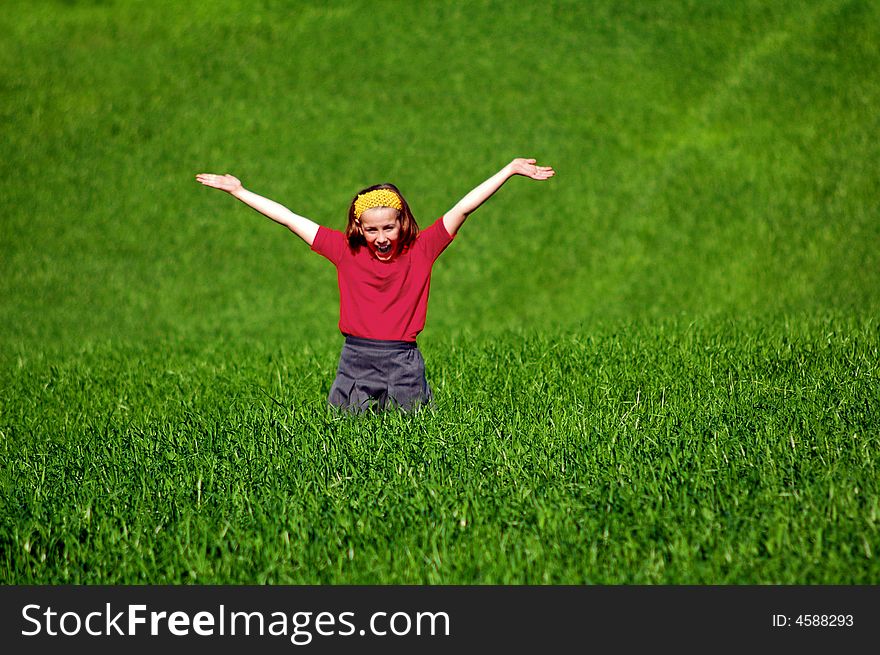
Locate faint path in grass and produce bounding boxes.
[548,0,880,328]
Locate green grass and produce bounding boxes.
[2,316,878,583]
[1,0,879,583]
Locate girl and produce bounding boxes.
[195,158,555,412]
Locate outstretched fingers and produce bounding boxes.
[196,173,225,186]
[511,157,555,180]
[195,173,241,191]
[530,165,555,180]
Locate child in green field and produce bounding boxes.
[196,158,555,411]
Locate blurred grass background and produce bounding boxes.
[2,0,878,349]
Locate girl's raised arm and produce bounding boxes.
[442,158,555,237]
[195,173,320,246]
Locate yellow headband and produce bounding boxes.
[354,189,403,220]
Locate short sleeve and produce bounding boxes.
[418,217,455,262]
[310,226,347,266]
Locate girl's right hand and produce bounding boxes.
[195,173,242,193]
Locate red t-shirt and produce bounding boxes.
[310,217,454,341]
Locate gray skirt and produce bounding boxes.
[328,335,433,412]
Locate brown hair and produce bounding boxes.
[345,183,419,251]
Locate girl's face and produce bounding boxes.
[358,207,401,261]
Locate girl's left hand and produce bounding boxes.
[509,158,555,180]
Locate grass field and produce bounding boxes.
[2,0,879,583]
